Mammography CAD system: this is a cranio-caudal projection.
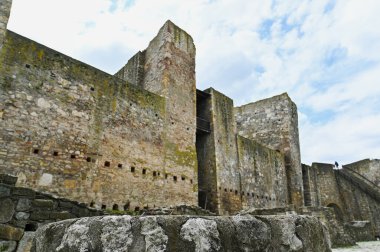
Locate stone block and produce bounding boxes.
[0,224,24,241]
[89,210,102,217]
[180,217,220,251]
[16,199,31,212]
[0,186,11,198]
[0,174,17,186]
[37,173,53,187]
[30,219,77,252]
[29,211,51,221]
[32,214,331,252]
[295,215,332,251]
[12,188,35,198]
[72,206,89,217]
[16,231,35,252]
[260,215,305,251]
[32,199,55,210]
[9,220,27,229]
[258,215,332,252]
[58,200,75,210]
[15,212,30,221]
[0,199,15,223]
[49,211,76,220]
[231,215,270,251]
[0,240,17,252]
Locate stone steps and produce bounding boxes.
[336,169,380,202]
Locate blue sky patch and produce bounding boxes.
[108,0,135,13]
[258,15,304,40]
[280,15,305,38]
[280,16,293,33]
[254,65,266,74]
[258,19,274,40]
[324,0,336,14]
[300,107,336,124]
[124,0,136,9]
[323,46,348,67]
[109,0,118,13]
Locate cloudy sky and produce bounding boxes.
[7,0,380,165]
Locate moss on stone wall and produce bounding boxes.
[0,30,196,210]
[165,142,197,168]
[237,135,288,209]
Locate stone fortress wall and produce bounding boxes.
[0,0,292,216]
[196,88,289,214]
[0,0,380,249]
[235,93,304,208]
[0,12,197,211]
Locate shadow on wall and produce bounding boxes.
[327,203,345,223]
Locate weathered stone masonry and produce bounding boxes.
[0,0,12,51]
[0,174,102,251]
[302,161,380,241]
[235,93,304,208]
[1,1,380,249]
[196,88,289,214]
[0,20,197,211]
[31,214,332,252]
[0,1,291,216]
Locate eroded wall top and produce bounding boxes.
[0,0,12,49]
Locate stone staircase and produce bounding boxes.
[336,167,380,202]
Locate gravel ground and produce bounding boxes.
[332,241,380,251]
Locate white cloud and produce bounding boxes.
[6,0,380,165]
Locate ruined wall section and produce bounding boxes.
[235,93,304,208]
[237,136,288,209]
[114,51,145,88]
[0,31,195,211]
[0,0,12,50]
[208,89,241,214]
[344,159,380,187]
